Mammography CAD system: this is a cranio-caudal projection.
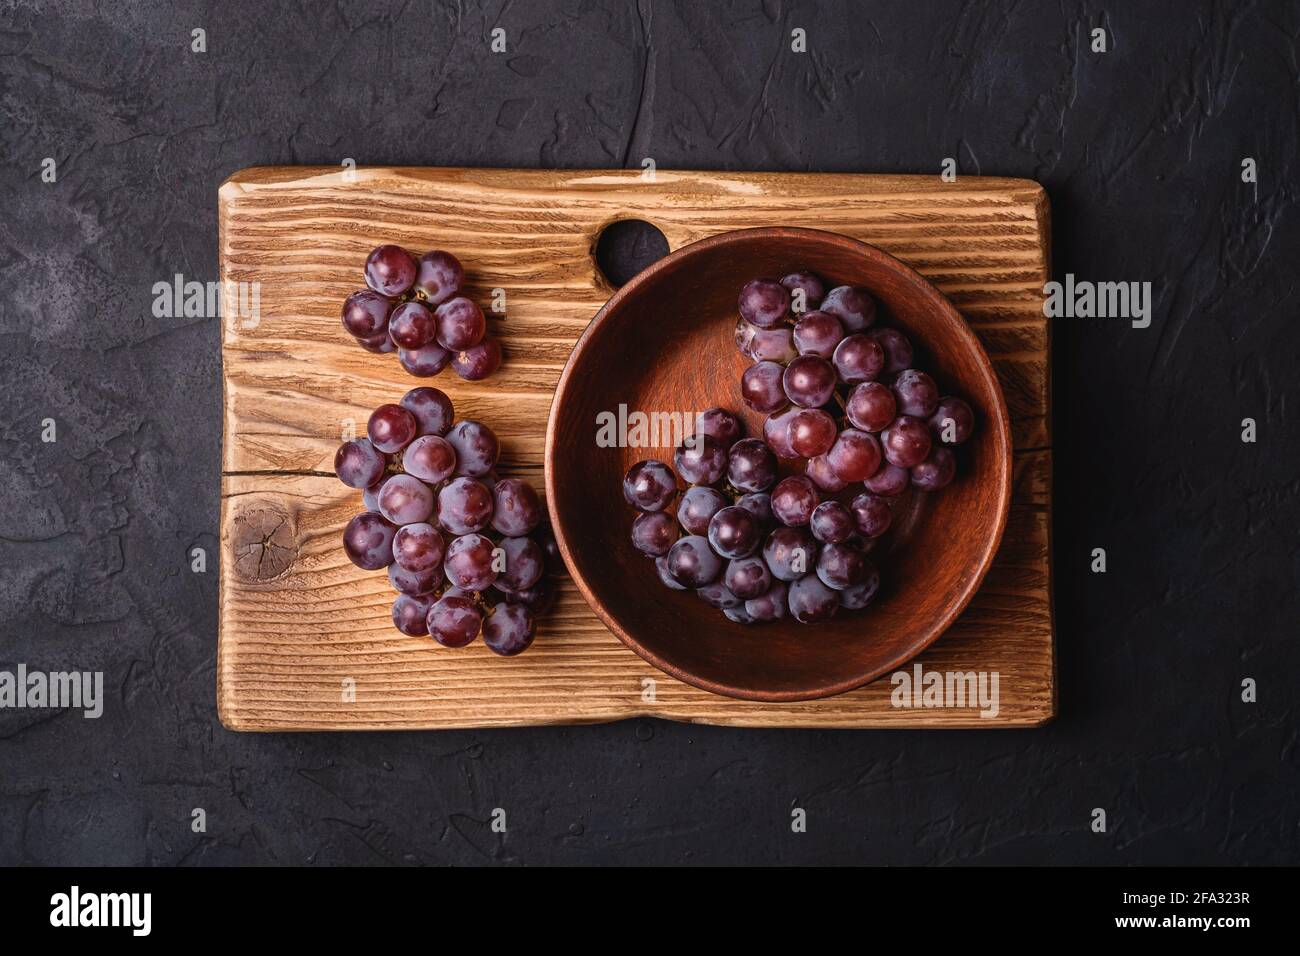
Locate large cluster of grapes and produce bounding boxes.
[340,244,502,381]
[622,270,975,625]
[334,386,561,655]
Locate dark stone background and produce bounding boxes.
[0,0,1296,866]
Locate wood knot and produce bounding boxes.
[230,506,297,583]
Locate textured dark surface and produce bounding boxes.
[0,0,1297,865]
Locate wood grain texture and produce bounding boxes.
[218,166,1053,730]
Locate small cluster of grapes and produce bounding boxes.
[334,386,560,655]
[621,270,975,625]
[340,244,502,381]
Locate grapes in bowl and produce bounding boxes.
[544,227,1011,702]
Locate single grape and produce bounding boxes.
[747,324,799,363]
[451,337,502,380]
[427,593,482,647]
[623,459,677,512]
[632,511,679,556]
[911,446,957,491]
[892,369,940,418]
[492,577,554,616]
[446,420,499,477]
[695,407,743,449]
[697,581,742,609]
[928,396,975,445]
[850,493,892,538]
[735,492,774,525]
[413,250,463,306]
[532,523,567,577]
[839,562,881,609]
[741,361,788,414]
[782,355,836,408]
[867,327,914,374]
[745,580,789,621]
[820,286,876,332]
[491,478,543,536]
[398,341,452,377]
[805,454,847,492]
[362,475,391,511]
[665,535,723,587]
[832,333,885,384]
[727,438,778,493]
[498,536,544,591]
[365,244,417,297]
[763,407,800,458]
[675,435,728,486]
[342,511,398,570]
[400,386,455,437]
[436,477,494,535]
[780,271,826,313]
[738,278,791,329]
[655,554,688,590]
[724,606,755,624]
[402,434,456,483]
[367,403,417,454]
[882,415,933,468]
[341,289,393,338]
[788,574,840,622]
[678,486,728,535]
[377,474,434,525]
[846,381,897,432]
[788,408,837,458]
[483,602,536,656]
[392,521,446,573]
[443,532,499,590]
[392,593,437,636]
[334,438,387,488]
[763,526,818,581]
[388,301,437,350]
[356,331,397,354]
[792,310,845,358]
[771,476,819,527]
[816,541,867,590]
[810,501,855,543]
[434,296,486,351]
[707,505,761,559]
[826,428,882,482]
[863,462,911,497]
[389,561,440,596]
[724,555,772,600]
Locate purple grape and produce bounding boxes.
[763,526,818,581]
[724,555,771,600]
[850,493,892,538]
[816,541,867,590]
[498,536,544,590]
[334,438,387,488]
[788,574,840,623]
[724,606,755,624]
[655,555,688,590]
[436,477,494,534]
[763,408,800,458]
[780,271,825,314]
[741,361,788,414]
[697,581,742,609]
[427,593,482,647]
[820,286,876,332]
[483,602,536,656]
[623,459,678,512]
[398,341,452,377]
[357,331,397,354]
[392,593,437,636]
[367,403,417,454]
[783,355,836,408]
[738,278,791,329]
[846,381,897,432]
[863,462,911,497]
[365,244,416,297]
[665,535,723,587]
[400,387,455,437]
[735,492,774,525]
[892,369,940,418]
[377,474,434,525]
[695,407,743,449]
[826,428,882,482]
[911,447,957,491]
[389,562,440,596]
[832,333,885,384]
[771,476,819,527]
[805,454,847,492]
[744,323,799,363]
[392,521,446,572]
[362,475,391,511]
[745,580,789,621]
[434,296,486,351]
[868,327,914,374]
[632,511,678,556]
[727,438,778,493]
[451,337,502,380]
[413,250,463,306]
[788,408,837,458]
[493,577,554,616]
[444,532,498,591]
[792,310,845,358]
[389,301,436,350]
[677,486,728,535]
[929,396,975,445]
[675,435,728,486]
[810,501,855,543]
[342,511,398,570]
[491,478,543,536]
[403,434,457,483]
[341,289,392,338]
[839,562,881,609]
[446,420,499,477]
[707,506,761,559]
[882,416,933,468]
[533,524,567,577]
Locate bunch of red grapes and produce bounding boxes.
[622,271,975,625]
[340,244,502,381]
[334,386,561,655]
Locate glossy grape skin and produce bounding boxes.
[707,506,761,559]
[443,532,499,591]
[763,526,818,582]
[780,271,825,313]
[675,435,728,486]
[413,250,463,305]
[334,438,388,488]
[788,574,840,623]
[820,286,876,332]
[735,492,774,526]
[846,381,897,432]
[451,337,502,380]
[827,428,882,482]
[665,535,723,587]
[724,555,772,600]
[365,244,417,297]
[389,561,441,596]
[697,581,743,610]
[695,407,743,449]
[738,278,791,329]
[805,454,847,492]
[727,438,778,493]
[341,289,393,337]
[839,562,881,609]
[850,493,893,538]
[632,511,678,556]
[911,446,957,491]
[724,606,755,624]
[763,407,800,458]
[792,310,845,358]
[832,333,885,384]
[863,462,911,497]
[747,324,798,363]
[388,301,436,350]
[816,542,867,590]
[497,536,544,591]
[623,459,677,512]
[403,435,457,483]
[788,408,837,458]
[400,387,455,437]
[392,593,437,636]
[745,580,789,621]
[678,486,728,535]
[362,475,391,511]
[377,474,434,525]
[928,396,975,445]
[446,420,500,477]
[771,476,820,527]
[398,341,452,377]
[356,331,397,354]
[342,511,398,570]
[392,521,446,573]
[655,555,689,590]
[436,477,494,535]
[783,355,836,408]
[491,478,543,536]
[892,369,940,418]
[367,403,418,454]
[427,593,482,647]
[810,501,855,543]
[742,361,788,414]
[867,327,914,374]
[882,415,933,468]
[483,602,536,656]
[434,296,486,350]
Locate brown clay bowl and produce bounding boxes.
[545,227,1011,702]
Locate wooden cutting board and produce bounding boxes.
[218,166,1054,730]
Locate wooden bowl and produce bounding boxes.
[545,227,1011,702]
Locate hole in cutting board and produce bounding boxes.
[594,219,669,287]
